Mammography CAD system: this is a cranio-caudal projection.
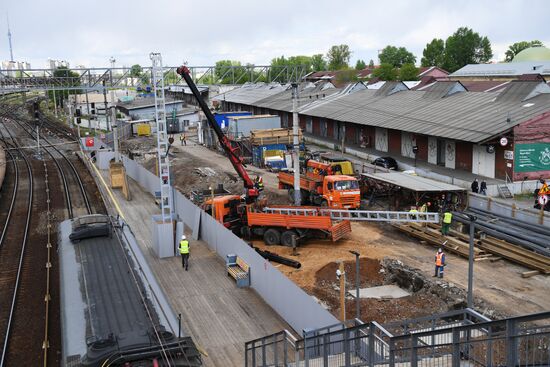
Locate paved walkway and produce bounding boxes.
[96,169,289,367]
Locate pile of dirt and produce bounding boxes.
[308,257,468,324]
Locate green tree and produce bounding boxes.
[130,64,143,77]
[443,27,493,72]
[270,55,312,82]
[399,63,419,81]
[378,45,416,67]
[421,38,445,67]
[505,40,544,61]
[368,59,375,68]
[48,66,81,106]
[311,54,327,71]
[372,63,398,81]
[327,44,351,70]
[214,60,248,84]
[164,70,179,85]
[355,59,366,70]
[335,69,359,84]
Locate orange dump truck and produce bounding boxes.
[204,195,352,246]
[278,171,361,209]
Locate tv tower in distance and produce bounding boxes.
[7,13,14,62]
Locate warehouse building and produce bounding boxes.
[219,77,550,185]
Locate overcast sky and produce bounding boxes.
[1,0,548,69]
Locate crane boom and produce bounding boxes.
[176,66,259,201]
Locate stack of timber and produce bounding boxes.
[392,222,485,259]
[250,128,303,146]
[394,221,550,277]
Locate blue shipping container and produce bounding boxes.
[214,112,251,128]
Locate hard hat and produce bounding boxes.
[181,235,186,240]
[438,248,442,253]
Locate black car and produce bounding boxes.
[372,156,398,170]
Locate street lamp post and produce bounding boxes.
[466,214,477,308]
[349,251,361,320]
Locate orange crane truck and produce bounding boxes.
[278,170,361,209]
[204,195,351,246]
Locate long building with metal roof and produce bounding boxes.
[218,77,550,182]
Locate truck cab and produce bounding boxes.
[203,195,244,233]
[322,175,360,209]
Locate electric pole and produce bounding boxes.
[291,83,301,206]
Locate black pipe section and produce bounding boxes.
[453,212,550,257]
[250,244,302,269]
[467,207,550,237]
[465,210,550,245]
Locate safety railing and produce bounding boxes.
[390,311,550,367]
[245,330,299,367]
[245,311,550,367]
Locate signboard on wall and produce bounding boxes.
[514,143,550,172]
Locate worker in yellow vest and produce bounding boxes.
[179,235,190,271]
[409,206,419,220]
[441,210,453,235]
[434,248,446,278]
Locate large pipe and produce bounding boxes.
[453,213,550,257]
[467,207,550,237]
[466,210,550,245]
[251,245,302,269]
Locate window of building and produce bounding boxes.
[282,113,289,128]
[320,118,327,137]
[306,116,313,133]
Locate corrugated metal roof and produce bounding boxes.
[301,81,550,143]
[254,81,340,112]
[364,172,465,192]
[451,61,550,77]
[211,82,289,105]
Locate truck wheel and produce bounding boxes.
[281,230,297,247]
[263,229,281,246]
[241,226,252,240]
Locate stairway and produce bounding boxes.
[497,184,514,199]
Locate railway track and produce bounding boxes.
[12,116,92,217]
[0,98,104,365]
[0,126,34,367]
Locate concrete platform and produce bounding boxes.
[95,168,290,367]
[349,285,411,299]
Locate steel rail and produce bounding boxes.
[0,126,34,367]
[0,138,19,249]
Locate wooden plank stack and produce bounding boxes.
[393,222,550,277]
[250,128,303,146]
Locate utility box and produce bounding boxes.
[136,123,151,136]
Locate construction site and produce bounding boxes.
[1,50,550,367]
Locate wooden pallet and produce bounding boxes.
[392,223,484,259]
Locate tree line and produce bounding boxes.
[125,26,543,84]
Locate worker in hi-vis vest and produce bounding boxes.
[434,248,446,278]
[179,235,190,271]
[441,210,453,236]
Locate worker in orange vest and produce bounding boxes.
[539,179,549,196]
[434,248,446,278]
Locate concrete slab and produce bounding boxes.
[349,285,411,299]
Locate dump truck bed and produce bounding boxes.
[246,206,351,241]
[278,171,320,191]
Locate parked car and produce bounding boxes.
[372,156,398,170]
